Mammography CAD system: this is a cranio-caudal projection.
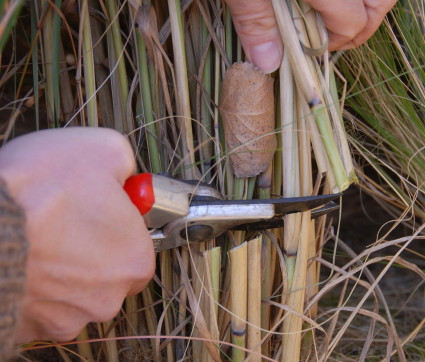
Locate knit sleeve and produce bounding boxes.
[0,180,28,361]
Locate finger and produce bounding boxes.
[225,0,283,73]
[62,127,137,184]
[305,0,368,50]
[337,0,398,50]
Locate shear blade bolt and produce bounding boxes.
[180,225,213,242]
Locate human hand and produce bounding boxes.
[0,127,155,343]
[224,0,398,73]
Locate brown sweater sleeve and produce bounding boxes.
[0,181,28,361]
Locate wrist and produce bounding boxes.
[0,178,28,359]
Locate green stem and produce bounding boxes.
[0,0,24,52]
[311,103,349,191]
[81,0,97,126]
[200,18,212,180]
[258,186,271,199]
[136,33,161,173]
[246,177,256,199]
[225,6,232,62]
[233,177,245,200]
[41,1,55,126]
[106,0,128,127]
[168,0,196,178]
[285,255,296,292]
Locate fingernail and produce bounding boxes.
[250,41,282,74]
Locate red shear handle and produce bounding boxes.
[124,173,155,215]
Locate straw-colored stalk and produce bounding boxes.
[141,288,158,353]
[229,242,248,361]
[97,320,119,362]
[280,50,300,291]
[191,244,206,361]
[271,0,350,192]
[76,327,94,361]
[167,5,199,359]
[167,0,195,178]
[159,250,174,361]
[202,247,221,361]
[281,211,311,362]
[247,236,262,361]
[257,164,274,356]
[176,250,221,362]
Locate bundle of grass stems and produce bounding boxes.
[4,0,423,360]
[339,0,425,222]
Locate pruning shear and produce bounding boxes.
[124,173,340,251]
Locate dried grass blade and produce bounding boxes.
[176,250,221,361]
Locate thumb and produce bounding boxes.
[225,0,282,74]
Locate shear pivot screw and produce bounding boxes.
[180,225,214,242]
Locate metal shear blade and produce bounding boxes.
[152,193,340,251]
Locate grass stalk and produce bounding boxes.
[105,31,125,132]
[208,246,221,317]
[280,49,300,294]
[280,52,299,198]
[260,236,272,357]
[58,42,74,125]
[98,320,119,362]
[192,247,206,361]
[30,0,40,130]
[203,247,221,360]
[247,236,262,361]
[76,327,94,361]
[229,242,248,362]
[281,212,310,362]
[200,18,213,180]
[167,0,196,179]
[81,0,98,126]
[135,30,162,172]
[159,251,174,361]
[225,5,232,63]
[40,0,55,126]
[271,0,349,192]
[105,0,128,118]
[212,4,225,190]
[141,287,158,353]
[51,0,61,124]
[89,0,115,128]
[0,0,24,53]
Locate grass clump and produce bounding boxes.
[3,0,425,361]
